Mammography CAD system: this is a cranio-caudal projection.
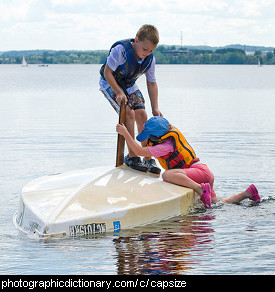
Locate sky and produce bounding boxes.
[0,0,274,51]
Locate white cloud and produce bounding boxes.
[51,0,88,5]
[0,0,31,21]
[0,0,274,50]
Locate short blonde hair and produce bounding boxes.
[136,24,159,45]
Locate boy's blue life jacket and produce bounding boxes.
[100,39,154,94]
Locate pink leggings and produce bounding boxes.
[184,163,217,198]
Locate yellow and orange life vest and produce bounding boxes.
[147,125,199,170]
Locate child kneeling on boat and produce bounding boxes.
[116,116,261,208]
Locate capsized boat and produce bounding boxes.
[14,165,199,238]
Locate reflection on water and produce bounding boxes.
[113,213,215,275]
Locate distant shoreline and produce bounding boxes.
[1,44,274,65]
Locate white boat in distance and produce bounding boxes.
[14,165,199,239]
[21,56,28,67]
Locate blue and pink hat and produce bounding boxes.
[136,116,170,142]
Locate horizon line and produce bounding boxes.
[1,43,275,53]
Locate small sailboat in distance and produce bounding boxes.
[258,57,263,67]
[22,56,28,67]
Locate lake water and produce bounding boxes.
[0,64,274,275]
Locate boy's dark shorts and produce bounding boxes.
[101,86,145,114]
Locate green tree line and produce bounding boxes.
[0,50,108,64]
[154,46,275,65]
[1,47,275,65]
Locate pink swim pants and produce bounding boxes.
[184,163,217,198]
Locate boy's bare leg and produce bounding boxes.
[134,108,161,174]
[123,106,148,172]
[125,105,136,157]
[135,109,150,159]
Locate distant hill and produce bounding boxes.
[1,44,274,65]
[223,44,274,52]
[0,44,274,57]
[0,49,96,57]
[165,44,274,52]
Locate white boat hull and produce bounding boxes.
[14,165,199,238]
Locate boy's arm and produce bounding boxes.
[147,80,162,116]
[104,64,127,105]
[116,123,152,157]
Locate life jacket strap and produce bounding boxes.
[160,147,186,169]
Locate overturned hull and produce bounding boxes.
[14,165,199,238]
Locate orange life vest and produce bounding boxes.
[147,126,199,170]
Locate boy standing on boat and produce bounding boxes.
[99,24,162,174]
[116,116,261,208]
